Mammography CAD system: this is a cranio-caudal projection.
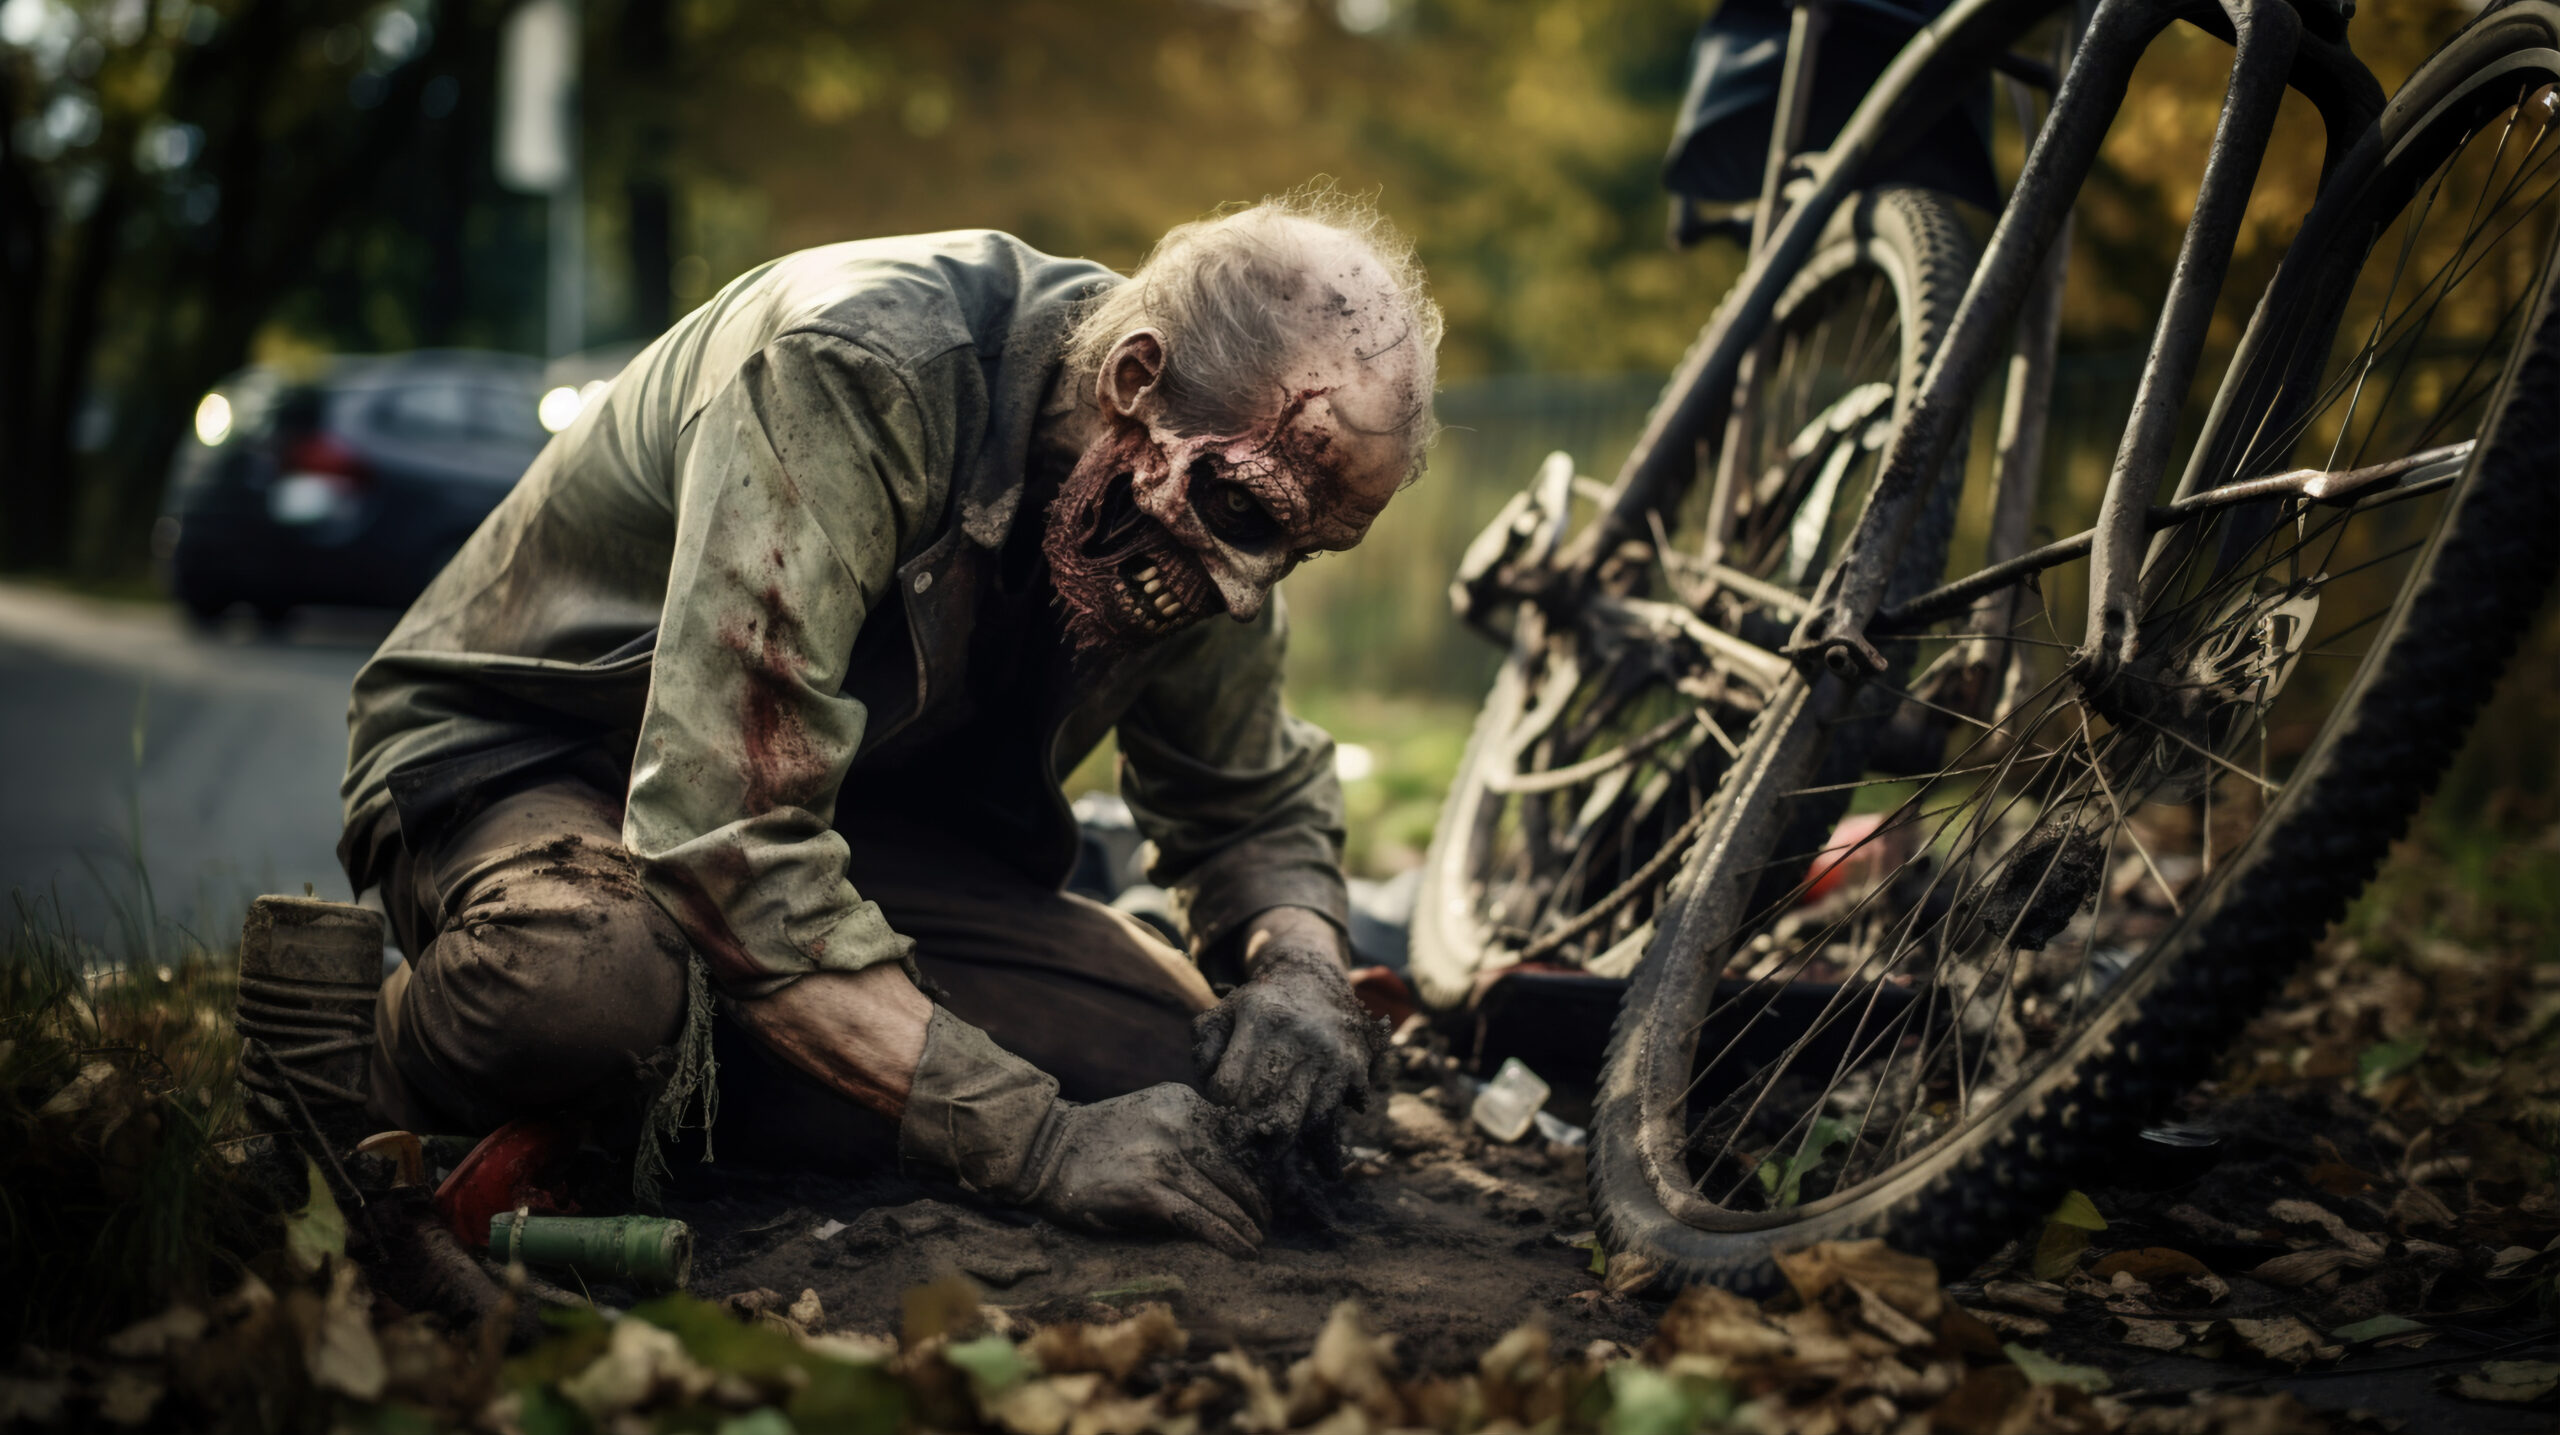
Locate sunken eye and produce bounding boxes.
[1200,480,1281,548]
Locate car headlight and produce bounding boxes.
[193,392,233,446]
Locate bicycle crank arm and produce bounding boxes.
[1873,439,2473,633]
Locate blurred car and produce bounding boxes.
[156,349,557,624]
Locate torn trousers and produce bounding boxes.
[366,777,1217,1164]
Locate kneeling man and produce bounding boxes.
[339,192,1440,1255]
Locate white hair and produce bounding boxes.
[1067,182,1443,466]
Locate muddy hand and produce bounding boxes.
[898,1007,1266,1256]
[1013,1084,1268,1256]
[1193,942,1387,1148]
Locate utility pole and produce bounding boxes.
[496,0,582,358]
[622,0,674,337]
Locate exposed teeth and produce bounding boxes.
[1136,566,1159,582]
[1143,578,1162,594]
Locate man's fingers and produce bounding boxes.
[1191,1005,1235,1077]
[1301,1106,1347,1179]
[1153,1182,1261,1258]
[1168,1164,1265,1251]
[1188,1134,1272,1227]
[1306,1069,1351,1128]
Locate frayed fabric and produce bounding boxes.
[634,951,720,1208]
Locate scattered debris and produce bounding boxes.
[1469,1056,1550,1142]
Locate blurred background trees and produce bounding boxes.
[0,0,1728,583]
[0,0,2488,569]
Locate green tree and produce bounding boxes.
[0,0,475,575]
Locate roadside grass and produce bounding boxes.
[0,885,257,1349]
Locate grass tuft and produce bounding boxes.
[0,886,259,1348]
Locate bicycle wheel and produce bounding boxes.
[1590,6,2560,1292]
[1412,189,1978,1009]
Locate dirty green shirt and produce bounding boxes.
[341,230,1348,994]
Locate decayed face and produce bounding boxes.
[1044,269,1428,657]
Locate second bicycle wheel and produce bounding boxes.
[1590,3,2560,1292]
[1411,188,1978,1009]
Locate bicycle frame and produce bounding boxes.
[1571,0,2387,700]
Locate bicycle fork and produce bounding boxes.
[1787,0,2312,701]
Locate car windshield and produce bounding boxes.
[354,381,549,447]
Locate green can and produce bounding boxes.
[488,1212,694,1291]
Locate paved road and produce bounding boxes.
[0,583,391,951]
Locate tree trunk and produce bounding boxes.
[77,1,462,578]
[0,64,61,570]
[620,0,675,339]
[40,151,135,575]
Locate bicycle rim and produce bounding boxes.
[1595,13,2560,1279]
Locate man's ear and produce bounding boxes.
[1099,329,1167,418]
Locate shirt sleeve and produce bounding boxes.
[1115,590,1351,964]
[623,332,947,994]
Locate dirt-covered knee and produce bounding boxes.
[511,891,691,1069]
[420,867,692,1107]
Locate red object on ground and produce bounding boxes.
[431,1117,577,1246]
[1350,965,1418,1027]
[1799,812,1921,906]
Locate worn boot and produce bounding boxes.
[235,895,385,1155]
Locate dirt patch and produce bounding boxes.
[665,1089,1657,1373]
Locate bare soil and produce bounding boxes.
[666,1087,1661,1374]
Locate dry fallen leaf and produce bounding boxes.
[789,1288,825,1329]
[1025,1304,1183,1382]
[2112,1319,2184,1352]
[559,1318,714,1415]
[1965,1305,2052,1340]
[2223,1316,2343,1368]
[2033,1191,2109,1282]
[103,1304,208,1361]
[2264,1199,2381,1257]
[2005,1341,2110,1392]
[1979,1279,2069,1316]
[299,1262,386,1401]
[988,1372,1104,1435]
[1284,1302,1399,1426]
[2483,1241,2558,1280]
[1775,1240,1943,1324]
[1603,1251,1661,1297]
[2447,1358,2560,1405]
[1651,1287,1792,1361]
[1211,1350,1289,1433]
[2247,1248,2371,1288]
[2384,1184,2458,1231]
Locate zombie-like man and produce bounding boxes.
[338,194,1440,1251]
